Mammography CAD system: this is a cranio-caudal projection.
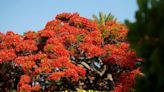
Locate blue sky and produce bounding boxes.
[0,0,138,34]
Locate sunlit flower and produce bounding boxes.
[48,72,65,81]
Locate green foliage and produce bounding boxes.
[125,0,164,92]
[92,12,116,25]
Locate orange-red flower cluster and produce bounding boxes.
[112,68,142,92]
[0,31,22,49]
[50,56,85,81]
[38,29,56,37]
[15,56,36,72]
[18,75,40,92]
[48,72,65,81]
[0,49,16,64]
[45,20,61,31]
[44,44,69,58]
[24,31,37,40]
[56,13,98,32]
[15,40,38,52]
[103,43,138,69]
[79,43,105,58]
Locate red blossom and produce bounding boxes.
[48,72,65,81]
[76,66,86,77]
[46,37,62,45]
[34,51,47,60]
[39,58,52,73]
[56,12,79,22]
[18,75,41,92]
[84,31,103,46]
[19,84,32,92]
[45,20,62,30]
[103,43,137,69]
[0,49,16,63]
[34,67,42,74]
[79,43,105,58]
[51,56,70,68]
[115,68,141,92]
[44,44,69,58]
[19,75,31,84]
[38,29,56,37]
[15,40,38,52]
[24,31,37,40]
[32,84,41,91]
[0,31,22,49]
[15,56,36,72]
[65,69,79,81]
[69,15,98,31]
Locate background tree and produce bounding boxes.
[126,0,164,92]
[92,12,116,25]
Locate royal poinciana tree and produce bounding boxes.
[0,13,143,92]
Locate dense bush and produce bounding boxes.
[126,0,164,92]
[0,13,142,92]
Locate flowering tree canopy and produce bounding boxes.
[0,13,143,92]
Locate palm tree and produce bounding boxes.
[92,12,116,25]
